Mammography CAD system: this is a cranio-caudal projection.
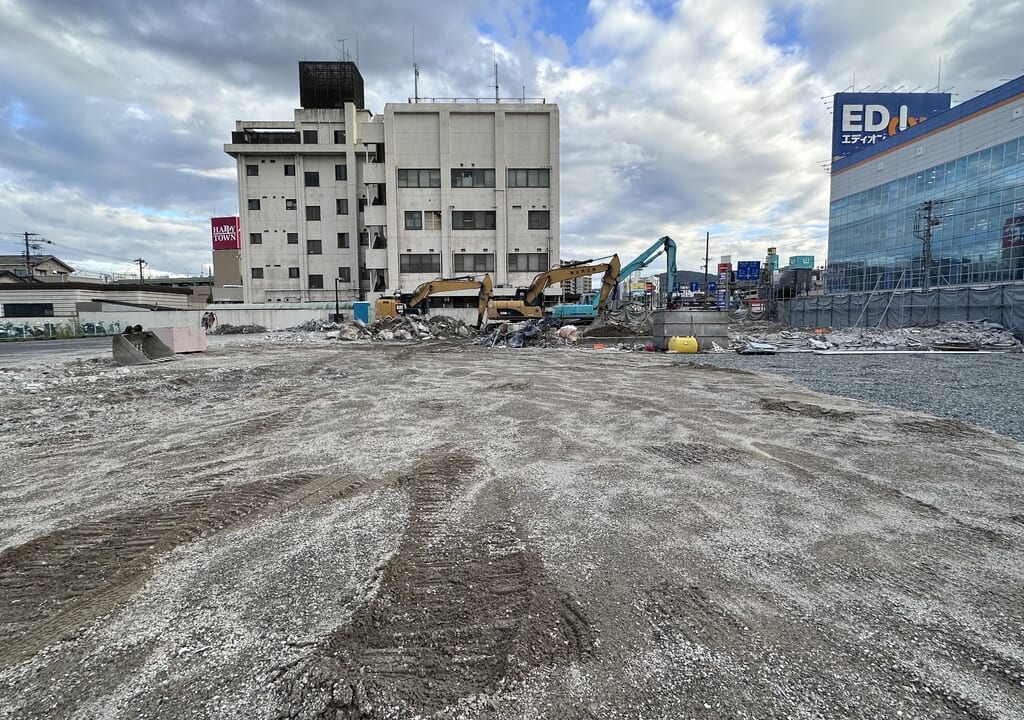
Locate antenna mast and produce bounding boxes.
[413,28,419,103]
[493,46,499,101]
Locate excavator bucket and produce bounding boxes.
[112,331,178,366]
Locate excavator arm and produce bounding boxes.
[403,274,494,328]
[521,259,619,308]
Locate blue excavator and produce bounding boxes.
[551,236,678,322]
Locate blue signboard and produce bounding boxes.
[831,92,951,161]
[736,261,760,281]
[707,281,717,293]
[689,281,699,292]
[788,255,815,269]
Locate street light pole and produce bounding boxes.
[334,275,341,321]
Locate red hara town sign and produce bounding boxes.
[211,216,241,250]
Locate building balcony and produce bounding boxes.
[364,204,387,226]
[362,162,386,185]
[364,248,388,269]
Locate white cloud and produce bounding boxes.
[0,0,1019,277]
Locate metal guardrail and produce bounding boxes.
[405,97,547,104]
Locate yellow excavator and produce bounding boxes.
[486,255,621,321]
[374,273,493,328]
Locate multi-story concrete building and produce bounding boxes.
[225,61,559,305]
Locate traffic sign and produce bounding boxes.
[737,261,760,281]
[707,281,717,293]
[689,281,699,292]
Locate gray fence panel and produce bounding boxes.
[777,282,1024,338]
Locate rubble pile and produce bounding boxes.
[477,318,581,348]
[731,320,1022,353]
[318,314,479,342]
[209,323,268,335]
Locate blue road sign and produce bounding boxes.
[689,281,699,292]
[707,281,717,293]
[736,261,761,281]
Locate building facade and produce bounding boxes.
[827,75,1024,293]
[225,62,559,304]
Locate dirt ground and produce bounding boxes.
[1,335,1023,719]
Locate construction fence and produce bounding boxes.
[777,282,1024,338]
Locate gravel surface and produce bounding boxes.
[1,336,1023,719]
[690,351,1024,442]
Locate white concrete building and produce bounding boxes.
[225,62,559,305]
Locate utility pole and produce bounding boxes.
[913,200,943,290]
[703,231,710,307]
[134,258,147,284]
[23,231,40,280]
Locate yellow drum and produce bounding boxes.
[667,335,699,353]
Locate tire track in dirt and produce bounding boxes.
[0,471,373,668]
[279,448,594,719]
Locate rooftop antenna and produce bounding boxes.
[937,56,942,93]
[413,28,419,103]
[493,46,499,102]
[335,38,348,61]
[355,33,359,65]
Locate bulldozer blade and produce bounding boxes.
[112,332,179,366]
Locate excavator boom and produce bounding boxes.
[377,274,493,328]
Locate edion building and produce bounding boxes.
[224,61,559,305]
[827,75,1024,293]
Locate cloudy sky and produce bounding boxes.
[1,0,1022,278]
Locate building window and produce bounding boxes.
[452,210,496,230]
[287,232,298,244]
[399,253,442,273]
[404,211,423,230]
[288,267,300,279]
[304,171,319,187]
[309,274,324,289]
[335,164,347,181]
[248,199,260,210]
[303,130,318,144]
[397,168,441,188]
[306,205,321,221]
[1,302,54,317]
[334,129,346,144]
[338,267,351,282]
[508,168,551,188]
[451,168,495,188]
[251,267,264,279]
[528,210,550,230]
[249,232,262,244]
[307,239,322,254]
[453,253,495,272]
[246,164,259,176]
[508,252,549,272]
[284,164,295,176]
[424,211,442,230]
[337,232,350,248]
[336,198,349,215]
[285,198,297,210]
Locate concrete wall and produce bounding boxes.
[78,304,349,332]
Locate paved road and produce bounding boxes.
[0,337,110,364]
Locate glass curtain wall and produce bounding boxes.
[827,137,1024,292]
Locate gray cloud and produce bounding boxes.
[0,0,1019,276]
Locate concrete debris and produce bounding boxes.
[477,318,572,348]
[291,314,481,343]
[730,320,1022,353]
[208,324,268,335]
